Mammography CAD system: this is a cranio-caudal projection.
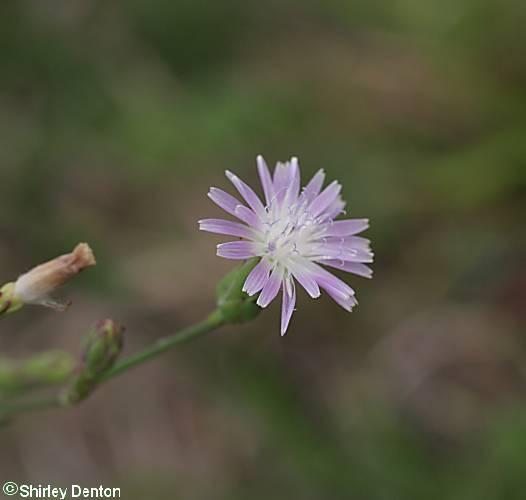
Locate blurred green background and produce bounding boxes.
[1,0,526,498]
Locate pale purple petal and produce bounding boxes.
[306,262,355,299]
[257,267,283,308]
[287,260,321,298]
[308,242,374,263]
[208,188,244,217]
[272,162,287,186]
[217,241,257,260]
[273,162,289,203]
[281,277,296,335]
[345,236,372,251]
[356,250,374,262]
[324,236,372,252]
[285,157,300,203]
[321,260,373,279]
[257,155,275,205]
[323,286,358,312]
[309,181,342,218]
[199,219,254,239]
[302,169,325,202]
[225,170,266,218]
[324,219,370,237]
[324,197,346,220]
[235,205,261,228]
[243,259,272,296]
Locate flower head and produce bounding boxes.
[200,156,373,335]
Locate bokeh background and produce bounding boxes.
[1,0,526,498]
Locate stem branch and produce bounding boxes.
[0,309,226,421]
[101,309,225,382]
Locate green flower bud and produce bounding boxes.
[216,259,261,324]
[63,319,124,405]
[82,319,124,373]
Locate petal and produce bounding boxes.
[257,155,275,205]
[257,266,283,308]
[208,188,257,226]
[271,160,301,207]
[321,260,373,279]
[225,170,266,218]
[217,241,257,260]
[235,205,261,228]
[272,162,289,201]
[308,181,342,218]
[281,277,296,335]
[199,219,254,239]
[345,236,372,251]
[243,259,272,296]
[324,219,370,237]
[323,286,358,312]
[208,187,243,217]
[324,197,346,220]
[287,259,321,298]
[285,157,301,204]
[323,236,372,252]
[302,169,325,202]
[308,242,374,263]
[307,262,355,299]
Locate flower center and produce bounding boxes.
[259,200,320,264]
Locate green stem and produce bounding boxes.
[0,309,226,421]
[100,309,225,382]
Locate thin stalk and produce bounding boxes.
[100,309,225,382]
[0,309,226,421]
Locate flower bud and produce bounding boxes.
[63,319,124,405]
[12,243,96,311]
[82,319,124,374]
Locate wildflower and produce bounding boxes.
[199,156,373,335]
[12,243,96,310]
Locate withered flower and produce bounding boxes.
[11,243,96,311]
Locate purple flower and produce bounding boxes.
[200,156,373,335]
